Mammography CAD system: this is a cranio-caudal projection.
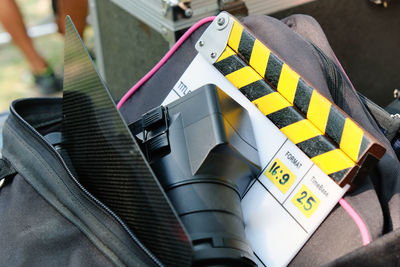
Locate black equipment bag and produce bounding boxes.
[0,98,163,266]
[1,14,400,266]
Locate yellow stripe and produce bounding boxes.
[249,39,271,78]
[216,47,236,62]
[225,66,262,89]
[252,92,291,115]
[277,64,300,104]
[228,21,243,52]
[340,119,364,162]
[307,91,331,134]
[311,149,354,175]
[281,120,321,144]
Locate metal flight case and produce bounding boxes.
[89,0,316,102]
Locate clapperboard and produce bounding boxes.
[163,12,385,267]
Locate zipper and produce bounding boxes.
[9,104,163,267]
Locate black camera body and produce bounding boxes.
[132,84,260,266]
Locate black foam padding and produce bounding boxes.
[214,54,247,76]
[239,80,274,101]
[238,30,256,63]
[62,17,192,266]
[294,78,313,115]
[267,106,304,129]
[325,106,346,145]
[296,135,336,158]
[265,53,283,88]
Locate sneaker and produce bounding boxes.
[34,66,62,94]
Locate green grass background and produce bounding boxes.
[0,0,93,111]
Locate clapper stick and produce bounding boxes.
[196,12,385,186]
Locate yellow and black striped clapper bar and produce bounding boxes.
[195,12,386,187]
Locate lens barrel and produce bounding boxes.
[142,85,258,266]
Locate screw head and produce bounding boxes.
[199,40,204,47]
[211,52,217,58]
[217,17,225,26]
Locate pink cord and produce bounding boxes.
[117,16,216,110]
[339,198,371,245]
[335,57,370,245]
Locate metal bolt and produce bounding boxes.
[185,8,193,17]
[199,40,204,47]
[217,17,225,26]
[211,52,217,58]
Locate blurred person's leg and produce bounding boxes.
[54,0,88,37]
[0,0,48,74]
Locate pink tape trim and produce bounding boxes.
[339,198,371,245]
[117,16,216,110]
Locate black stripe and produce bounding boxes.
[239,80,274,101]
[213,54,247,76]
[265,53,283,88]
[297,135,336,158]
[294,78,313,115]
[267,106,304,129]
[329,168,350,183]
[358,135,370,159]
[238,30,256,63]
[325,106,346,145]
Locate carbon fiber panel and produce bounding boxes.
[62,16,192,266]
